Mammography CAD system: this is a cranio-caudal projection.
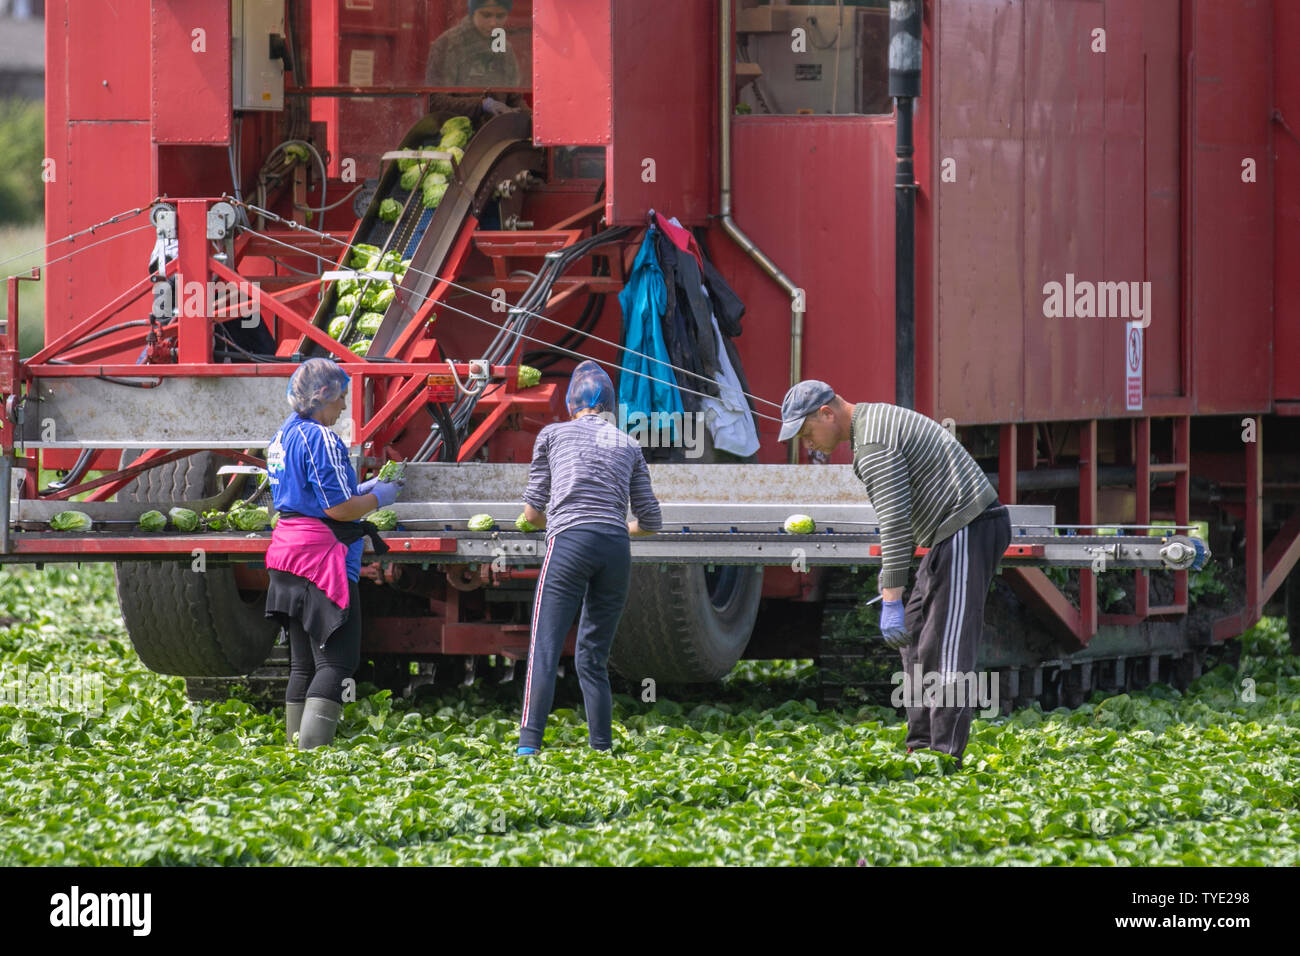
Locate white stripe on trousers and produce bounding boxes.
[940,527,968,680]
[520,535,557,728]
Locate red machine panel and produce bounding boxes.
[532,0,612,147]
[67,0,152,121]
[1276,0,1300,400]
[57,124,157,338]
[150,0,232,145]
[1187,0,1273,414]
[709,117,896,461]
[927,0,1258,424]
[1143,0,1183,400]
[606,0,715,226]
[931,0,1027,425]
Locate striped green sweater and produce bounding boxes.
[851,403,998,589]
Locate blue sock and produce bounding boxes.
[516,746,539,756]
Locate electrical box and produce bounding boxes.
[232,0,287,111]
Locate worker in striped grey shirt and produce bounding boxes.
[779,381,1011,764]
[516,360,663,756]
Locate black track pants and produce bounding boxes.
[900,503,1012,760]
[519,524,631,751]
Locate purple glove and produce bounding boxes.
[370,480,402,509]
[357,477,379,496]
[482,96,510,116]
[880,599,912,649]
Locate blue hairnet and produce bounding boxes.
[287,358,350,417]
[565,360,615,416]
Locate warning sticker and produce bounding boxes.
[1126,322,1143,411]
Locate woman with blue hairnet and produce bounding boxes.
[516,360,663,756]
[263,358,404,749]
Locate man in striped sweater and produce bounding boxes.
[779,381,1012,764]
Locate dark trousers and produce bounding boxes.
[286,580,362,705]
[901,504,1012,760]
[520,524,631,751]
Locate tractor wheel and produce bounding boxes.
[114,451,279,676]
[609,426,764,683]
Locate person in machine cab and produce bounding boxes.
[425,0,527,121]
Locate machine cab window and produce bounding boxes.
[734,1,892,115]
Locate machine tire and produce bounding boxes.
[609,425,764,683]
[114,451,279,676]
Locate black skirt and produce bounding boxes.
[265,568,350,651]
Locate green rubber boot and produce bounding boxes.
[285,701,304,746]
[298,697,343,751]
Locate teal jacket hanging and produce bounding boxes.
[618,226,684,441]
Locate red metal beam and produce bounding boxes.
[1260,510,1300,609]
[27,260,176,366]
[7,535,457,557]
[387,216,479,361]
[456,399,516,462]
[176,200,211,364]
[442,623,572,657]
[1213,416,1264,641]
[48,449,195,502]
[1135,417,1151,618]
[1078,420,1098,644]
[1004,568,1084,649]
[355,373,431,447]
[208,258,355,363]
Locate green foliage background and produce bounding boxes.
[0,563,1297,866]
[0,99,44,226]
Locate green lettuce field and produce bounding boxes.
[1,563,1297,866]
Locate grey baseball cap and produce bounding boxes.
[778,380,836,442]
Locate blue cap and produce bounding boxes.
[778,380,836,442]
[566,360,615,416]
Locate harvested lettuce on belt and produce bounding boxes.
[364,509,397,531]
[784,514,816,534]
[228,507,270,531]
[468,514,496,531]
[350,338,372,356]
[421,180,448,210]
[355,311,385,337]
[327,315,350,340]
[440,116,472,139]
[515,512,540,533]
[360,285,394,312]
[378,198,401,223]
[202,510,229,531]
[334,293,359,317]
[439,128,469,151]
[137,510,166,532]
[49,511,92,532]
[399,163,425,192]
[431,147,463,177]
[168,507,199,532]
[349,244,381,270]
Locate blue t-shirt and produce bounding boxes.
[267,413,363,581]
